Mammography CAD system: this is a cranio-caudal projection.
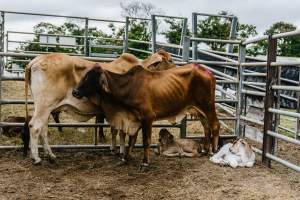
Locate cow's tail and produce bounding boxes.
[22,65,31,157]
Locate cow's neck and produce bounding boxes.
[103,66,145,105]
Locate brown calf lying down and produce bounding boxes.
[155,129,202,157]
[1,113,61,137]
[73,63,220,170]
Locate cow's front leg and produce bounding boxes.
[125,130,139,162]
[139,118,154,172]
[110,127,118,155]
[119,130,126,162]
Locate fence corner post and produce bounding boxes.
[262,35,278,167]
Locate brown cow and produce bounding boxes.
[73,63,220,171]
[24,49,173,164]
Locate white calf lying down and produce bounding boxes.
[155,129,202,157]
[210,139,255,168]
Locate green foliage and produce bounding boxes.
[162,19,190,45]
[197,16,231,51]
[247,22,300,57]
[127,20,151,58]
[196,14,258,52]
[266,22,300,57]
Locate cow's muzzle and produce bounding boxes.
[72,89,83,99]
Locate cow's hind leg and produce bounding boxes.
[139,118,154,172]
[196,103,220,153]
[41,124,57,164]
[29,110,52,164]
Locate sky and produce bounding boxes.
[1,0,300,38]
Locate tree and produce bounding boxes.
[119,1,163,58]
[196,12,258,52]
[162,18,190,45]
[265,22,300,57]
[120,1,163,18]
[11,21,122,69]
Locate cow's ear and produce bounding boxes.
[99,72,110,93]
[168,133,174,140]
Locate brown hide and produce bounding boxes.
[74,63,220,166]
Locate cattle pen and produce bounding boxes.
[0,9,299,177]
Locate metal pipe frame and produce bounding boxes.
[193,12,235,19]
[0,122,182,128]
[272,85,300,91]
[235,45,246,137]
[267,130,300,146]
[0,10,125,23]
[1,10,300,173]
[190,37,241,44]
[268,108,300,119]
[227,16,238,53]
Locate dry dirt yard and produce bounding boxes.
[0,147,299,200]
[0,81,300,200]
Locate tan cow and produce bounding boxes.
[24,49,173,164]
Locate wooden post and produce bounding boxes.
[262,36,278,167]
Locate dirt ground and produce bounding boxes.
[0,148,299,200]
[1,81,300,200]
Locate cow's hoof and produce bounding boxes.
[48,156,58,166]
[138,163,149,173]
[33,158,42,165]
[116,158,128,166]
[110,150,119,156]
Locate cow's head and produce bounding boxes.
[143,48,175,71]
[229,138,252,157]
[72,65,109,99]
[158,128,175,145]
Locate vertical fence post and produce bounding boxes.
[192,13,197,60]
[0,12,4,122]
[296,70,300,139]
[180,36,190,138]
[227,16,238,53]
[84,18,89,56]
[0,12,4,53]
[235,44,246,137]
[178,18,188,56]
[180,116,187,139]
[123,17,129,53]
[182,36,190,62]
[151,15,156,53]
[262,35,278,167]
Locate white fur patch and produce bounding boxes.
[210,141,255,168]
